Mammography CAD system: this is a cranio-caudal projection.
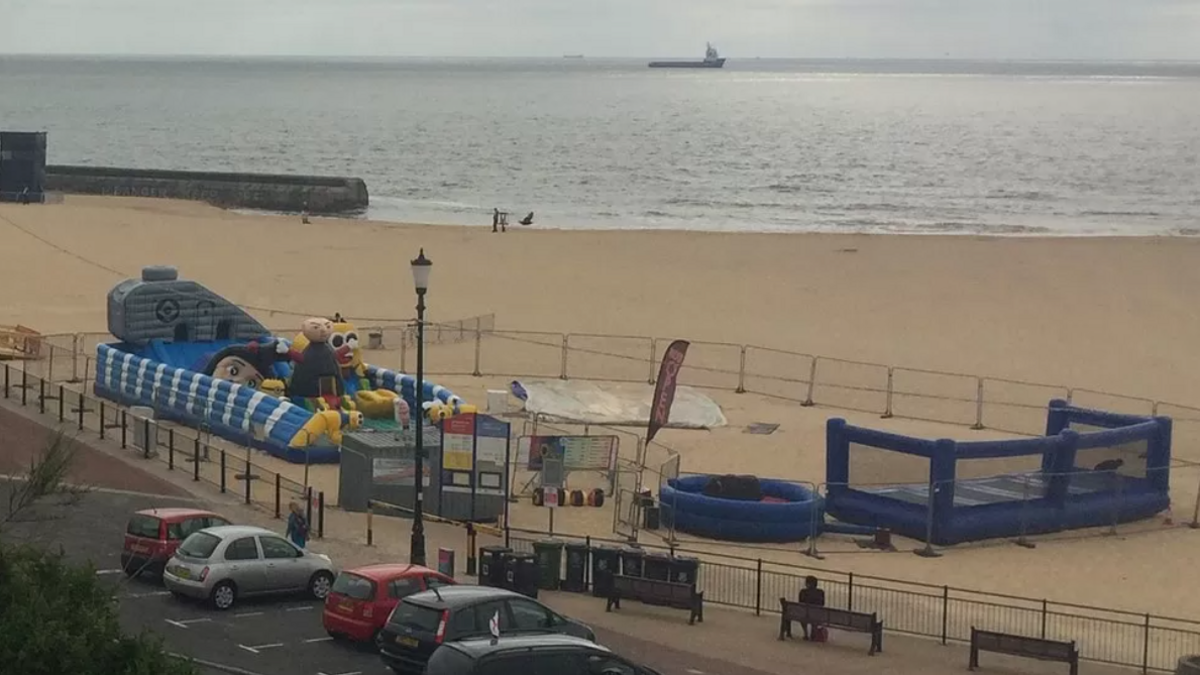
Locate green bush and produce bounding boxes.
[0,543,196,675]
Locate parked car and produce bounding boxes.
[379,586,595,675]
[162,525,336,610]
[426,635,663,675]
[122,507,231,577]
[323,564,456,645]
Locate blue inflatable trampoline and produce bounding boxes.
[660,475,825,543]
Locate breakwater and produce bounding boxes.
[45,165,369,214]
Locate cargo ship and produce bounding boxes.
[648,43,726,69]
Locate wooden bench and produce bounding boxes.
[605,574,704,625]
[778,598,883,655]
[969,627,1078,675]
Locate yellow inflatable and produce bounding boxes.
[289,409,364,448]
[425,402,479,422]
[291,314,400,418]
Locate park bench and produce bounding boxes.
[778,598,883,655]
[605,574,704,625]
[969,627,1078,675]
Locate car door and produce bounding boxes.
[258,535,308,591]
[222,536,267,594]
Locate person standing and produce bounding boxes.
[286,501,309,549]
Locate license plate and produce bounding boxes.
[173,567,191,579]
[338,600,354,613]
[397,636,419,648]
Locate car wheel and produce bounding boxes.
[210,581,237,610]
[309,571,334,600]
[372,629,383,650]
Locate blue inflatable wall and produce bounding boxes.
[825,399,1172,545]
[93,342,463,464]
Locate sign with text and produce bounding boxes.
[518,435,618,471]
[441,414,476,472]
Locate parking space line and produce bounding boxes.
[127,590,172,598]
[303,637,334,644]
[317,671,362,675]
[234,611,265,618]
[95,568,124,575]
[165,618,212,629]
[285,605,315,612]
[238,643,284,654]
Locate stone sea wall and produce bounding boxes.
[45,165,369,214]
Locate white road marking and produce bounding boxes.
[304,637,334,643]
[128,590,172,598]
[95,568,124,575]
[234,611,265,618]
[317,671,361,675]
[285,605,315,612]
[686,669,706,674]
[238,642,284,654]
[165,618,211,628]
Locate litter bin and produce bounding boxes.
[643,551,671,581]
[532,540,563,591]
[590,545,620,598]
[669,555,700,587]
[619,546,644,578]
[563,542,589,593]
[504,552,539,599]
[437,548,455,578]
[479,545,510,587]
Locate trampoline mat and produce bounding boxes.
[863,472,1129,507]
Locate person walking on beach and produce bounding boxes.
[286,501,309,549]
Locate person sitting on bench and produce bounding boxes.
[789,575,826,640]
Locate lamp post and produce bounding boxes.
[410,248,432,566]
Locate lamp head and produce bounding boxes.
[410,248,432,293]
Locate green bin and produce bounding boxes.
[532,539,563,591]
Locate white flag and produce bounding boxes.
[489,610,501,639]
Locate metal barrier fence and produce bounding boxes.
[0,361,318,532]
[506,529,1200,673]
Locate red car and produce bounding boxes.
[122,507,231,577]
[323,564,456,645]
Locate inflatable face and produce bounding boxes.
[211,354,267,389]
[329,319,362,369]
[202,342,290,390]
[300,317,334,344]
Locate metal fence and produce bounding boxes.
[507,529,1200,672]
[0,361,319,532]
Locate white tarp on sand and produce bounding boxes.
[511,379,727,430]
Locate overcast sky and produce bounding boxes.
[1,0,1197,60]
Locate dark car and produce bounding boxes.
[426,635,663,675]
[378,586,595,675]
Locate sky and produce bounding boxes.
[0,0,1198,60]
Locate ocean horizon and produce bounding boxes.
[3,55,1198,236]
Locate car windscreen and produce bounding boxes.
[126,515,161,538]
[332,573,376,601]
[176,532,221,559]
[388,599,443,634]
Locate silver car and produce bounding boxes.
[162,525,337,610]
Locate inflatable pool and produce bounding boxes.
[660,474,826,543]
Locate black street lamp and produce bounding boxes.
[409,248,432,566]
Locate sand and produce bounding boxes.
[3,195,1200,619]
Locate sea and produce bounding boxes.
[2,56,1199,236]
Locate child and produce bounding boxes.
[286,501,309,549]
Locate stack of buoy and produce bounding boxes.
[531,487,605,507]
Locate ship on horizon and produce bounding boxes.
[648,43,726,69]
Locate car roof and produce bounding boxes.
[199,525,277,539]
[344,563,441,581]
[446,634,612,658]
[405,584,523,608]
[133,508,222,521]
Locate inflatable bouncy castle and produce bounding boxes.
[93,266,472,463]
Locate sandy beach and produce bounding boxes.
[3,195,1200,617]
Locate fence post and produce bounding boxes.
[57,384,65,422]
[219,450,227,493]
[142,418,151,459]
[754,558,763,616]
[193,438,201,481]
[466,524,477,576]
[21,368,28,406]
[244,457,252,505]
[367,504,374,546]
[972,378,985,430]
[399,330,408,373]
[1142,613,1151,674]
[318,491,325,539]
[472,327,482,377]
[736,346,747,393]
[120,410,127,449]
[847,572,854,611]
[559,334,568,380]
[647,339,657,384]
[99,401,106,439]
[802,358,817,406]
[274,474,281,518]
[915,477,942,558]
[39,378,45,414]
[77,391,84,431]
[71,334,81,382]
[168,429,175,470]
[1040,599,1048,638]
[305,487,313,532]
[881,368,894,418]
[3,363,8,398]
[941,586,949,644]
